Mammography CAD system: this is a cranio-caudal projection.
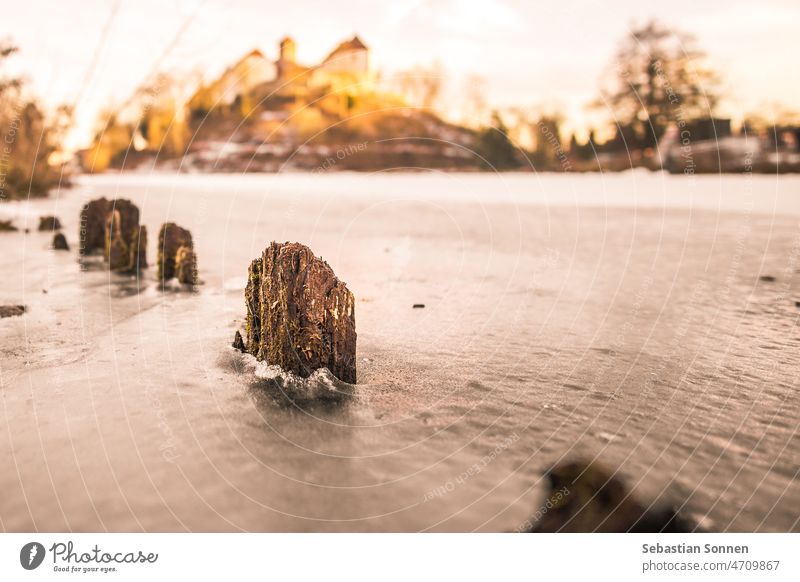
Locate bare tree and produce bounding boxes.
[599,20,719,149]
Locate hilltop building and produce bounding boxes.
[188,34,374,120]
[189,49,276,115]
[82,33,478,173]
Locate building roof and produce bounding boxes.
[216,49,265,81]
[324,35,368,62]
[245,48,265,59]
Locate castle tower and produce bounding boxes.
[279,36,296,64]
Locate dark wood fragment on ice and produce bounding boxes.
[0,305,26,318]
[38,216,62,231]
[524,460,695,533]
[53,232,69,250]
[243,242,357,383]
[232,330,246,353]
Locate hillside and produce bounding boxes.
[86,36,487,173]
[174,106,479,173]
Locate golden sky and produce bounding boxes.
[2,0,798,149]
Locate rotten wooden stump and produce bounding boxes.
[157,223,194,282]
[0,219,18,232]
[242,242,357,383]
[105,199,147,272]
[524,460,695,533]
[79,198,109,254]
[38,216,62,231]
[53,233,69,251]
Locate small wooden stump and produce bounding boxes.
[53,233,69,251]
[232,330,246,352]
[38,216,62,231]
[0,219,18,232]
[242,242,357,383]
[104,199,147,272]
[0,305,26,318]
[524,460,694,533]
[79,198,109,254]
[157,223,194,282]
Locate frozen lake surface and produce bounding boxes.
[1,171,799,531]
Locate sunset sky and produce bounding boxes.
[1,0,798,149]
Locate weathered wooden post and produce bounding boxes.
[79,197,110,255]
[157,223,194,282]
[238,241,357,384]
[52,232,69,250]
[105,199,147,272]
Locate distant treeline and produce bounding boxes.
[476,21,800,173]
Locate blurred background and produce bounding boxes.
[1,0,799,200]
